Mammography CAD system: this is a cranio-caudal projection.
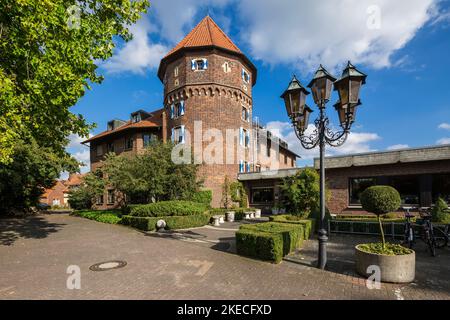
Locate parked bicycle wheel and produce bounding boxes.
[433,226,449,248]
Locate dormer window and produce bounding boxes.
[107,121,115,131]
[131,113,141,123]
[242,68,250,84]
[191,58,208,71]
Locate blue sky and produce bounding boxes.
[68,0,450,171]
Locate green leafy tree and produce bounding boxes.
[102,141,201,204]
[68,170,105,210]
[431,197,450,224]
[230,181,248,208]
[0,0,149,163]
[281,168,325,217]
[0,139,77,214]
[360,185,401,248]
[221,176,232,209]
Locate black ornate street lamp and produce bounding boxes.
[281,61,367,270]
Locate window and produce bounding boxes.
[222,62,230,73]
[242,106,250,122]
[266,136,271,157]
[131,114,141,123]
[284,154,288,164]
[170,101,185,119]
[107,121,115,131]
[349,178,377,205]
[96,195,104,205]
[389,175,420,205]
[251,187,274,204]
[255,164,261,173]
[107,190,115,205]
[172,126,185,144]
[191,58,208,71]
[96,145,103,157]
[174,79,179,87]
[242,68,250,83]
[291,158,295,167]
[124,137,133,150]
[143,133,157,148]
[107,142,115,153]
[174,66,179,77]
[244,129,250,148]
[432,174,450,204]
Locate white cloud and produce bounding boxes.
[61,134,92,179]
[266,121,380,165]
[439,123,450,130]
[151,0,234,43]
[437,137,450,145]
[387,144,409,150]
[103,16,169,74]
[237,0,439,72]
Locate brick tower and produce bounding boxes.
[158,16,257,207]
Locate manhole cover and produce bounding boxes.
[89,260,127,271]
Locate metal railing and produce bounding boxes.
[328,219,406,240]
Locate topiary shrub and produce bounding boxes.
[129,201,208,217]
[360,185,401,249]
[230,181,248,208]
[121,213,210,231]
[236,229,284,263]
[269,215,315,239]
[431,197,450,224]
[190,190,213,207]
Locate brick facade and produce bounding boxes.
[325,159,450,214]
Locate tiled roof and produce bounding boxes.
[64,173,86,187]
[164,16,242,58]
[83,109,163,144]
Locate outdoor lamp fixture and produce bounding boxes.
[281,61,367,270]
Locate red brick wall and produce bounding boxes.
[326,160,450,214]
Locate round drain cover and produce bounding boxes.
[89,260,127,271]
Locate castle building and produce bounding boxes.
[83,16,298,208]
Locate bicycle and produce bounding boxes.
[403,207,447,256]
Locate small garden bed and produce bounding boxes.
[236,222,307,263]
[121,201,211,231]
[72,210,122,224]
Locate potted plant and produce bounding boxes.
[271,204,280,215]
[355,186,415,283]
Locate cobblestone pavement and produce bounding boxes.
[1,214,449,300]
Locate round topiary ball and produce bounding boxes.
[360,186,401,216]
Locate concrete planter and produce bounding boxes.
[271,208,279,215]
[226,211,235,222]
[355,245,415,284]
[254,209,261,218]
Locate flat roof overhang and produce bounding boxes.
[314,144,450,169]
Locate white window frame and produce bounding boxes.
[242,68,250,84]
[242,106,250,122]
[191,58,208,71]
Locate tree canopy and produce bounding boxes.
[101,141,202,205]
[0,0,149,163]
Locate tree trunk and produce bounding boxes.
[378,215,386,249]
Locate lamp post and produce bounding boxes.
[281,62,367,270]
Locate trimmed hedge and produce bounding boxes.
[236,229,284,263]
[190,190,213,207]
[72,210,122,224]
[236,222,305,263]
[121,213,210,231]
[269,215,315,239]
[129,201,208,217]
